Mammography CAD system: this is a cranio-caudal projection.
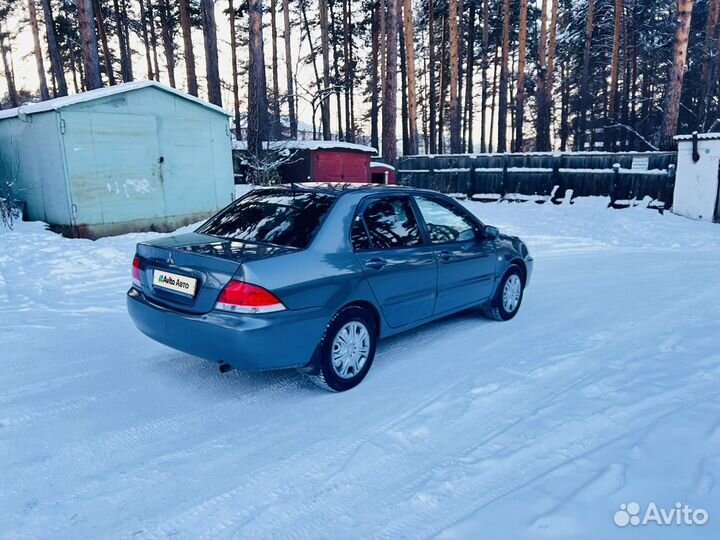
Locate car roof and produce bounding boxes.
[261,182,436,197]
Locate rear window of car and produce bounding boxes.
[197,190,336,249]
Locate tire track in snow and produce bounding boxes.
[138,352,607,539]
[139,279,714,539]
[0,371,306,502]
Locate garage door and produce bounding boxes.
[61,111,164,225]
[314,151,369,183]
[157,117,220,217]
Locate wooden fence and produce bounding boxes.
[397,151,677,208]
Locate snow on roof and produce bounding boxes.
[674,132,720,141]
[370,161,395,170]
[232,139,377,154]
[0,80,230,121]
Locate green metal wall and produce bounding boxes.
[0,111,71,225]
[0,86,233,237]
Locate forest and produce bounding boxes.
[0,0,718,165]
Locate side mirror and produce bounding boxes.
[483,225,499,240]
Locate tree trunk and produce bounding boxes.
[201,0,222,106]
[77,0,103,90]
[438,15,447,153]
[448,0,461,153]
[330,1,344,141]
[489,42,499,152]
[121,0,132,77]
[497,0,510,152]
[159,0,176,87]
[380,0,386,88]
[480,0,489,152]
[247,0,269,154]
[147,0,161,81]
[698,0,720,129]
[27,0,50,99]
[659,0,694,149]
[268,0,281,137]
[535,0,550,150]
[428,0,437,153]
[0,29,18,107]
[382,0,398,164]
[343,0,354,142]
[514,0,527,151]
[402,0,418,154]
[559,61,569,150]
[69,51,80,93]
[399,14,409,154]
[546,0,558,145]
[371,2,380,151]
[577,0,595,149]
[463,0,475,152]
[39,0,67,96]
[139,0,154,80]
[113,0,132,81]
[229,0,241,138]
[93,0,115,85]
[318,0,332,140]
[300,1,323,139]
[179,0,198,96]
[421,27,429,152]
[606,0,623,150]
[282,0,297,138]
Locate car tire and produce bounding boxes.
[308,306,377,392]
[484,266,524,321]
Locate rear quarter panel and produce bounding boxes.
[237,191,379,316]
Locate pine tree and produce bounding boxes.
[403,0,418,153]
[179,0,198,96]
[201,0,221,106]
[497,0,510,152]
[514,0,527,151]
[27,0,50,99]
[382,0,398,164]
[247,0,269,154]
[282,0,297,138]
[448,0,460,153]
[660,0,694,148]
[77,0,102,90]
[39,0,67,96]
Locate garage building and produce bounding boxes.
[0,81,234,238]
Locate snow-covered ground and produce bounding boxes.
[1,194,719,540]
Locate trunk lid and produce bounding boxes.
[136,233,296,314]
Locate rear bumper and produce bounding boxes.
[126,288,330,371]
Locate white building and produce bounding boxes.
[673,132,720,222]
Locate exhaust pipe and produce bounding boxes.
[219,362,233,374]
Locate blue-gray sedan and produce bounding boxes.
[127,183,533,391]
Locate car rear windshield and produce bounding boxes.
[197,190,336,249]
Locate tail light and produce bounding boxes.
[132,256,142,288]
[215,280,286,314]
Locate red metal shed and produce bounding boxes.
[233,140,395,184]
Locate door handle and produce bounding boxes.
[437,250,453,262]
[365,257,387,270]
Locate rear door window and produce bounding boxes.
[361,197,422,249]
[197,190,335,249]
[351,214,371,250]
